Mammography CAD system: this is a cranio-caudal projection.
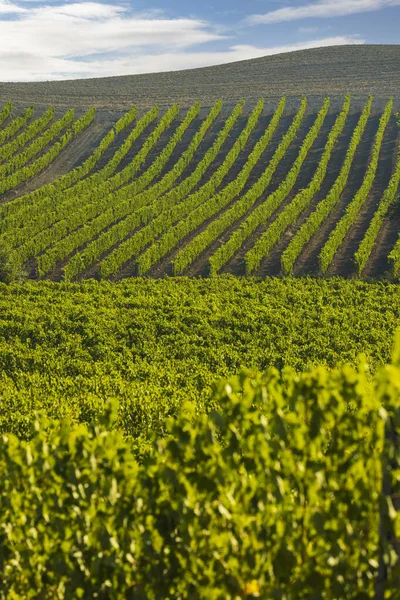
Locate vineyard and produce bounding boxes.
[1,277,399,437]
[0,277,400,597]
[0,95,399,282]
[2,42,400,596]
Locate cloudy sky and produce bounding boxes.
[0,0,398,81]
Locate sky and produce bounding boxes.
[0,0,399,81]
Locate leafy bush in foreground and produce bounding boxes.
[1,341,399,598]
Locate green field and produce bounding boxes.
[1,277,400,598]
[1,44,400,599]
[1,277,399,438]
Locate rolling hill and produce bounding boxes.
[0,45,399,282]
[0,44,399,109]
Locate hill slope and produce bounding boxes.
[0,45,399,282]
[0,92,398,281]
[0,45,399,109]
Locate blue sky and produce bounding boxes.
[0,0,399,81]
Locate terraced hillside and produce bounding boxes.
[0,91,399,282]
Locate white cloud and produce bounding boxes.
[0,1,366,82]
[0,35,364,82]
[246,0,400,24]
[0,2,224,66]
[0,0,26,13]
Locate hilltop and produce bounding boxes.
[0,44,399,110]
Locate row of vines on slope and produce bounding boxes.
[1,105,168,260]
[173,97,310,275]
[280,96,373,275]
[207,98,310,275]
[135,96,288,277]
[0,97,398,281]
[64,99,230,280]
[0,109,75,179]
[243,96,350,274]
[0,108,96,195]
[356,142,400,274]
[242,97,331,274]
[318,98,393,274]
[0,104,144,223]
[0,107,55,164]
[37,101,206,277]
[0,101,12,127]
[0,106,33,147]
[23,102,188,274]
[96,97,272,279]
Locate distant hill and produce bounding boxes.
[0,45,399,110]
